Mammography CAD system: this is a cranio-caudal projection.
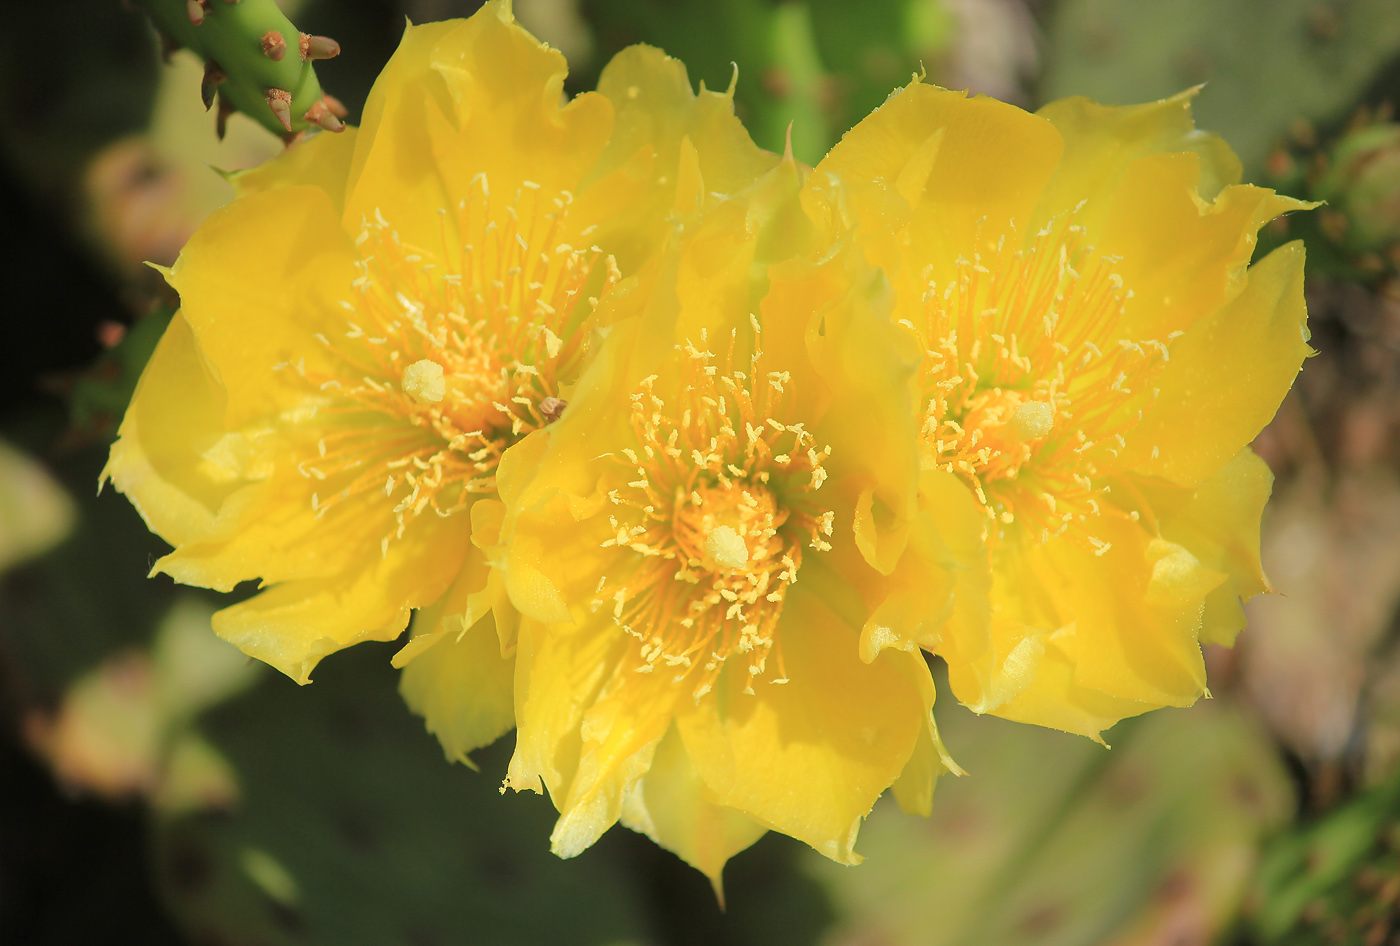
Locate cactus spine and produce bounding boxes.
[136,0,346,141]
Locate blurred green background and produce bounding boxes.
[3,1,1400,944]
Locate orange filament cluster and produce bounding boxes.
[594,322,834,699]
[918,215,1172,552]
[285,174,619,556]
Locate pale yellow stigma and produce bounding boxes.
[1011,400,1054,441]
[402,359,446,404]
[705,525,749,570]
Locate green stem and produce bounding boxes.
[135,0,345,140]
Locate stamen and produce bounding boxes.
[916,214,1168,546]
[287,190,618,555]
[590,334,831,699]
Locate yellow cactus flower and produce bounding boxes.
[469,154,982,888]
[103,2,776,694]
[808,82,1311,740]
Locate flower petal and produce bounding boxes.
[211,511,471,683]
[231,126,360,209]
[548,655,678,858]
[619,723,767,896]
[1139,447,1275,647]
[1123,241,1311,486]
[813,81,1063,282]
[505,617,628,799]
[1002,516,1224,715]
[168,185,360,430]
[991,639,1153,742]
[580,44,778,272]
[397,611,515,768]
[344,8,612,252]
[1034,89,1242,230]
[859,469,989,663]
[1093,153,1308,343]
[103,312,232,547]
[676,581,931,864]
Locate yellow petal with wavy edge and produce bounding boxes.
[103,313,232,547]
[344,10,612,253]
[676,583,931,864]
[169,185,358,430]
[1095,154,1310,342]
[398,612,515,768]
[990,637,1154,742]
[977,514,1224,725]
[506,617,629,800]
[230,126,359,207]
[213,510,471,683]
[1124,241,1312,486]
[859,468,988,664]
[812,82,1062,282]
[1034,89,1242,229]
[1141,447,1275,648]
[580,45,779,273]
[620,724,768,898]
[548,647,677,857]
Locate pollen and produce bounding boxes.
[592,325,833,699]
[917,214,1169,546]
[289,175,618,554]
[402,359,446,404]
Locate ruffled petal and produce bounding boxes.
[211,510,472,683]
[812,81,1063,286]
[1122,241,1311,486]
[343,8,612,252]
[859,468,989,663]
[168,185,361,430]
[397,607,516,767]
[579,44,778,273]
[547,653,677,858]
[102,312,232,547]
[619,723,767,897]
[505,617,628,799]
[231,126,360,208]
[990,638,1154,742]
[676,582,932,864]
[1034,89,1242,230]
[1092,154,1309,343]
[1138,447,1275,647]
[996,515,1225,720]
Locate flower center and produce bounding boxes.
[594,325,833,699]
[286,175,618,555]
[918,216,1169,551]
[675,482,787,573]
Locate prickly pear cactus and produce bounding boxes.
[151,643,649,946]
[1249,767,1400,946]
[134,0,345,140]
[807,695,1293,946]
[1258,113,1400,290]
[1039,0,1400,177]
